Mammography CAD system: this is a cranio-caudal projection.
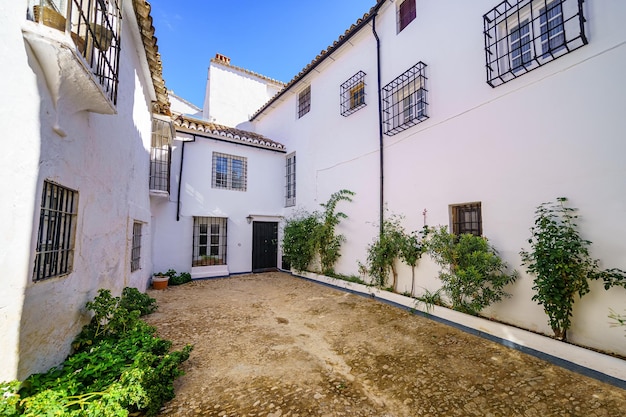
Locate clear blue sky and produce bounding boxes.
[148,1,376,108]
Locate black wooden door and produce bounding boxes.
[252,221,278,272]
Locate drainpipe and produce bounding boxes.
[176,135,196,221]
[372,13,384,236]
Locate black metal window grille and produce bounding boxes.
[451,203,482,237]
[28,0,122,104]
[193,217,227,267]
[285,153,296,207]
[340,71,366,116]
[483,0,587,87]
[130,221,141,272]
[398,0,417,32]
[382,62,428,136]
[212,152,247,191]
[33,181,78,281]
[150,118,172,192]
[297,85,311,118]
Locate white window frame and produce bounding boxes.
[484,0,584,86]
[193,217,227,266]
[212,152,247,191]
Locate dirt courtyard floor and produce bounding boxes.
[144,272,626,417]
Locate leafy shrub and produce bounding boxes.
[428,226,518,316]
[2,287,192,416]
[282,190,354,275]
[161,269,192,286]
[520,197,626,340]
[282,211,320,272]
[361,215,406,289]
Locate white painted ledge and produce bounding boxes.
[295,270,626,385]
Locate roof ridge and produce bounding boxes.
[210,56,286,87]
[168,90,201,111]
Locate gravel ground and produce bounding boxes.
[144,272,626,417]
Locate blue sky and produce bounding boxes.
[148,1,376,108]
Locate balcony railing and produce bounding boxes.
[27,0,121,105]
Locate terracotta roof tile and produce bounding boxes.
[250,2,384,121]
[173,114,286,152]
[133,0,171,115]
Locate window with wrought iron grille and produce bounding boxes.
[340,71,366,117]
[212,152,247,191]
[382,62,428,136]
[285,153,296,207]
[297,85,311,118]
[33,181,78,281]
[28,0,122,104]
[192,217,227,267]
[398,0,417,32]
[483,0,587,87]
[130,221,142,272]
[451,203,482,237]
[150,117,173,192]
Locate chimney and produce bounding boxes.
[215,53,231,65]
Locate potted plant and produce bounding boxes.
[152,272,169,290]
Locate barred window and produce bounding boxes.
[451,203,482,237]
[340,71,366,117]
[33,181,78,281]
[398,0,416,32]
[193,217,227,267]
[212,152,247,191]
[483,0,587,87]
[285,153,296,207]
[382,62,428,136]
[150,117,173,192]
[28,0,122,104]
[130,222,142,272]
[297,85,311,118]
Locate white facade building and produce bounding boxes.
[0,0,171,380]
[249,0,626,359]
[202,53,285,127]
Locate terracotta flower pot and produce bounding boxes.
[152,275,169,290]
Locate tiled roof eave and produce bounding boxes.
[133,0,171,115]
[249,1,385,121]
[173,115,286,153]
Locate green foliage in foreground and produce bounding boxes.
[1,288,192,416]
[428,226,518,316]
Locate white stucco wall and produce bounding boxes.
[0,1,155,380]
[253,0,626,357]
[152,133,286,276]
[203,61,284,127]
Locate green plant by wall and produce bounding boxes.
[399,226,429,296]
[282,210,321,272]
[428,226,518,316]
[282,190,354,275]
[159,269,192,286]
[315,189,355,275]
[609,309,625,335]
[520,197,626,340]
[361,215,406,289]
[1,288,192,416]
